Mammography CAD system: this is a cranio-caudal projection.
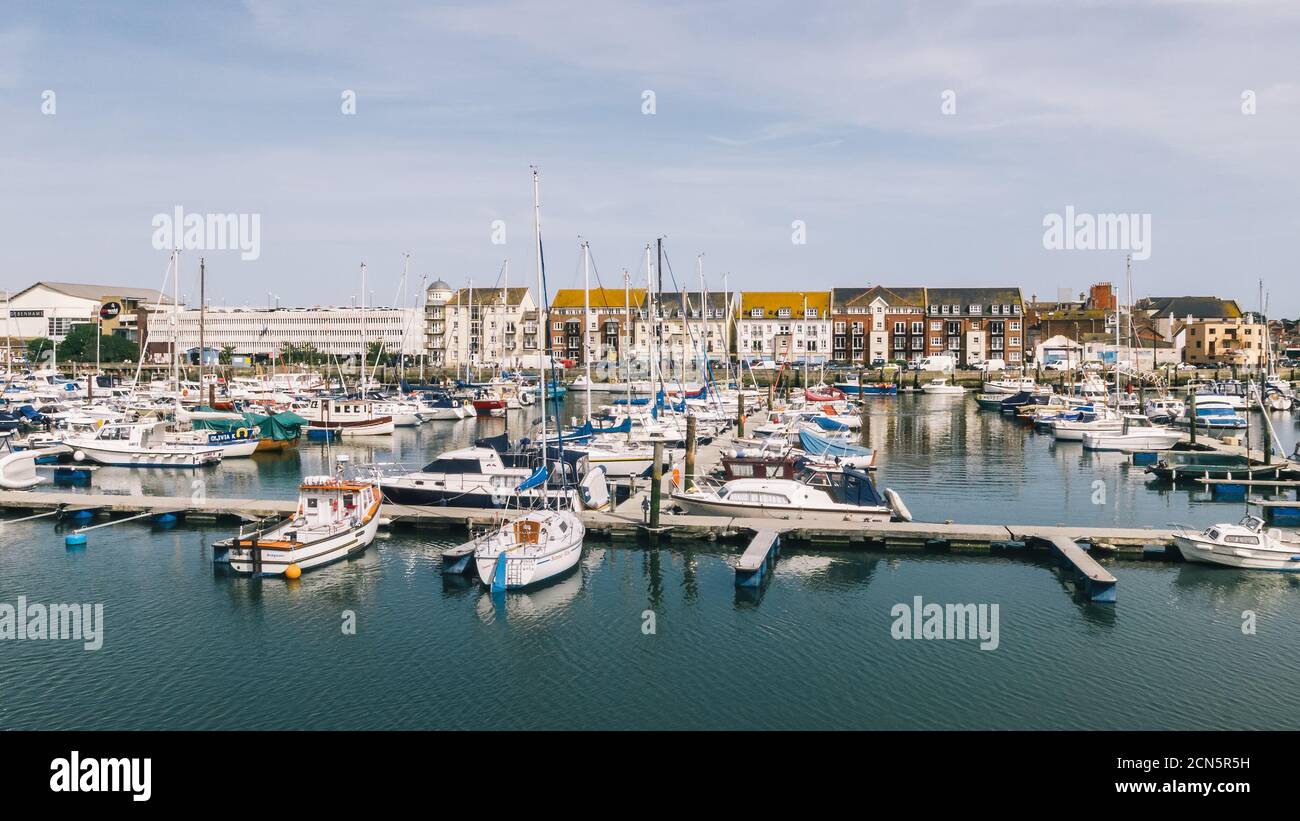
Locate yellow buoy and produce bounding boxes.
[285,564,302,580]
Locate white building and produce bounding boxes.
[3,281,174,349]
[441,286,538,368]
[146,305,424,360]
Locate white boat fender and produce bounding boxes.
[885,488,912,522]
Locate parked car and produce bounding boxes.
[1042,361,1069,371]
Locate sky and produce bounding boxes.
[2,0,1299,315]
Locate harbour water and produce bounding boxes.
[3,394,1299,730]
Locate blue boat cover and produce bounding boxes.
[799,428,873,459]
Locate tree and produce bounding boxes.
[280,342,325,365]
[366,340,393,367]
[53,324,139,363]
[26,337,54,364]
[219,345,235,365]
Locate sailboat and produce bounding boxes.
[472,167,585,591]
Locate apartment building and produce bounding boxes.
[923,287,1026,366]
[737,291,832,364]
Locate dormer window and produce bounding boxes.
[969,305,981,314]
[777,307,792,318]
[750,308,763,318]
[804,308,817,319]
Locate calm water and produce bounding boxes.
[3,395,1299,730]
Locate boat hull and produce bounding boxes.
[1174,535,1300,571]
[221,510,380,576]
[670,494,892,522]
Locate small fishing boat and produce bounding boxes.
[213,457,381,576]
[974,393,1007,411]
[1173,515,1300,571]
[301,398,395,436]
[1081,414,1183,451]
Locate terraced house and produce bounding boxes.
[737,291,832,364]
[829,286,927,365]
[549,286,647,365]
[923,287,1026,367]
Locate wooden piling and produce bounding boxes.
[684,415,697,492]
[736,392,746,438]
[1188,390,1197,445]
[649,439,664,530]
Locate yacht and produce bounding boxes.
[1081,414,1183,451]
[1173,516,1300,571]
[376,444,610,510]
[669,466,910,523]
[213,459,381,576]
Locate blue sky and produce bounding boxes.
[3,0,1299,314]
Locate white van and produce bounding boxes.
[918,355,956,372]
[979,358,1006,373]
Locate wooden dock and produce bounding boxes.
[1029,534,1118,603]
[735,529,780,587]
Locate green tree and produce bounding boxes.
[53,324,139,363]
[26,337,54,364]
[366,340,393,367]
[219,345,235,365]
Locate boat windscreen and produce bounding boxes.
[839,468,885,507]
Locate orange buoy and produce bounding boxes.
[285,564,302,580]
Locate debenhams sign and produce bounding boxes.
[8,309,44,318]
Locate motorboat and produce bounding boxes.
[669,465,909,522]
[65,421,223,468]
[213,458,381,576]
[1144,397,1184,425]
[1173,515,1300,571]
[920,378,965,395]
[1050,407,1123,441]
[376,441,610,510]
[982,377,1048,395]
[1081,414,1183,451]
[1177,398,1246,430]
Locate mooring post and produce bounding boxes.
[684,414,697,492]
[736,392,745,437]
[860,391,870,445]
[649,439,664,530]
[209,383,216,407]
[857,367,865,401]
[1188,390,1197,446]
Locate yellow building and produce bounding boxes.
[1183,317,1267,367]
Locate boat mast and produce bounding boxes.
[172,249,181,406]
[399,253,410,384]
[360,262,368,397]
[501,258,508,374]
[198,256,206,397]
[582,238,592,422]
[623,268,632,410]
[468,275,474,382]
[532,166,548,504]
[645,244,656,403]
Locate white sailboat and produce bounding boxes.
[471,167,585,591]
